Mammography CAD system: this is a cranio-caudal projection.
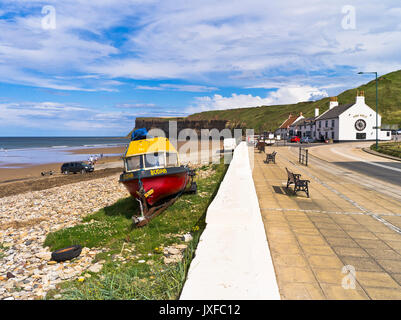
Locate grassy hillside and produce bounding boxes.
[187,69,401,132]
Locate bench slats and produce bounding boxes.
[265,151,277,164]
[285,167,310,198]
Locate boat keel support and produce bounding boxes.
[132,189,180,228]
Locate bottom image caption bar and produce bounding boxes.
[158,303,241,318]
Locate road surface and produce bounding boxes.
[306,142,401,188]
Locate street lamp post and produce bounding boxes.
[358,71,378,149]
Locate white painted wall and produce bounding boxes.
[339,101,381,141]
[316,118,339,140]
[180,142,280,300]
[379,130,392,140]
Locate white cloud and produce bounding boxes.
[187,85,328,113]
[0,1,401,92]
[135,84,218,92]
[0,100,188,135]
[268,86,328,105]
[90,1,401,84]
[0,101,133,134]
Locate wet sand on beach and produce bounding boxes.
[0,154,122,184]
[0,140,225,197]
[0,165,124,199]
[69,146,126,155]
[0,144,126,183]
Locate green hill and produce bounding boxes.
[187,69,401,132]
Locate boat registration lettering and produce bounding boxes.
[144,188,154,198]
[150,168,167,175]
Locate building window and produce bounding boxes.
[331,132,335,139]
[331,120,335,128]
[319,121,321,128]
[325,120,328,128]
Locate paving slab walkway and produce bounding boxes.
[252,145,401,299]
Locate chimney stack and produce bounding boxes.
[315,107,319,117]
[329,97,338,109]
[356,90,365,104]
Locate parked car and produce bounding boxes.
[290,136,301,143]
[300,136,315,144]
[61,162,94,174]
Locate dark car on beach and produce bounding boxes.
[61,162,94,174]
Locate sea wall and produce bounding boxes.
[179,142,280,299]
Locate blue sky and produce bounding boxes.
[0,0,400,136]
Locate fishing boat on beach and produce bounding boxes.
[119,128,196,227]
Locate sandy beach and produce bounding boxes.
[0,141,223,185]
[68,146,126,155]
[0,146,125,184]
[0,139,226,202]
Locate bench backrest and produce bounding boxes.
[285,167,296,182]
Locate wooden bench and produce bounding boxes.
[264,151,277,164]
[285,167,310,197]
[256,141,265,153]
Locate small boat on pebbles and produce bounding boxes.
[119,128,196,227]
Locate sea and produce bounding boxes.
[0,137,130,168]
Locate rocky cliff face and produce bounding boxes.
[133,118,244,137]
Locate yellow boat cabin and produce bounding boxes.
[123,137,180,172]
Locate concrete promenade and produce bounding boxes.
[253,144,401,299]
[180,142,280,300]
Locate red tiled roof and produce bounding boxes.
[279,114,299,129]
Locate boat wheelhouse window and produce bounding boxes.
[166,152,178,167]
[144,152,165,168]
[126,155,143,171]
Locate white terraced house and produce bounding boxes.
[284,91,392,142]
[275,112,304,139]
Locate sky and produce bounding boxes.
[0,0,400,136]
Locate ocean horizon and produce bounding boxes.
[0,137,129,168]
[0,136,129,151]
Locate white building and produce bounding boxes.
[275,112,304,139]
[315,92,391,141]
[282,91,391,142]
[290,115,318,139]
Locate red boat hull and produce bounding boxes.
[119,167,190,206]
